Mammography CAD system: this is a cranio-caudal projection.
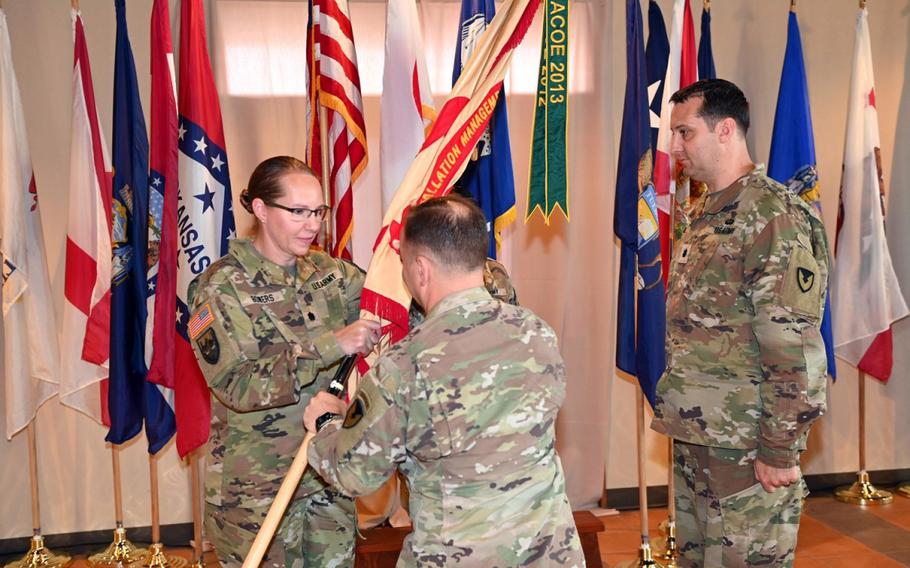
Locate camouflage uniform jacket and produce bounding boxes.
[310,287,585,567]
[188,238,363,509]
[651,166,829,469]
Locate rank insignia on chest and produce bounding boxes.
[678,244,691,264]
[797,267,815,292]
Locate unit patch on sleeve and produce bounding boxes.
[343,390,371,429]
[196,328,220,365]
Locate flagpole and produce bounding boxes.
[190,452,205,567]
[834,370,893,505]
[88,446,148,565]
[144,451,184,568]
[318,103,333,253]
[616,391,664,568]
[3,423,72,568]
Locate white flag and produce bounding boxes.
[0,9,59,439]
[380,0,435,214]
[831,5,909,381]
[59,10,112,421]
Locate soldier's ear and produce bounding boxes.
[716,117,736,143]
[251,198,268,224]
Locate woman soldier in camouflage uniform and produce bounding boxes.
[186,156,381,568]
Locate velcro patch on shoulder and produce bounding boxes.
[779,246,822,319]
[188,303,215,340]
[195,328,220,365]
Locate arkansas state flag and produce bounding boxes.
[176,0,236,456]
[832,5,908,382]
[60,9,112,422]
[361,0,540,349]
[0,8,60,439]
[380,0,435,215]
[614,0,665,406]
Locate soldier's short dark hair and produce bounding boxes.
[403,194,487,272]
[240,156,316,214]
[670,79,750,135]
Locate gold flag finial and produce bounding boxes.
[860,0,867,8]
[704,0,710,12]
[790,0,797,12]
[71,0,78,9]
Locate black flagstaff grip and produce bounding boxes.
[315,355,358,431]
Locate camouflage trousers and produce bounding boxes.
[673,441,807,567]
[205,488,356,568]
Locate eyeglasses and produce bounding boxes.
[264,201,331,221]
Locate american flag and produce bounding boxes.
[306,0,368,260]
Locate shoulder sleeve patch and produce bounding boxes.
[188,303,215,340]
[779,245,823,319]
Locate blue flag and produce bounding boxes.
[645,0,669,156]
[698,6,716,79]
[615,0,666,405]
[768,9,836,379]
[452,0,516,259]
[107,0,175,452]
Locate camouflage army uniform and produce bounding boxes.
[651,166,829,567]
[310,287,585,567]
[187,238,363,568]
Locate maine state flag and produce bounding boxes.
[452,0,516,259]
[768,7,836,379]
[615,0,665,405]
[106,0,175,452]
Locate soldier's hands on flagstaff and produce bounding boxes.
[304,392,348,433]
[334,319,382,355]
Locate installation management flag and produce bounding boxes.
[614,0,665,406]
[767,5,837,379]
[0,8,59,439]
[60,9,112,423]
[832,5,908,382]
[175,0,236,456]
[361,0,541,347]
[380,0,435,215]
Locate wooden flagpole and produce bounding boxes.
[190,452,205,565]
[87,447,148,564]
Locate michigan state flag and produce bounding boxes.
[614,0,665,405]
[106,0,175,452]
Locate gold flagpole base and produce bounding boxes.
[652,522,679,568]
[3,535,71,568]
[896,482,910,499]
[87,527,148,567]
[613,541,666,568]
[189,559,205,568]
[143,543,188,568]
[834,471,893,505]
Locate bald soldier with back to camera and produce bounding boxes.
[304,194,585,567]
[650,79,830,567]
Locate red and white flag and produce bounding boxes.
[307,0,368,260]
[59,9,112,422]
[146,0,179,390]
[832,5,908,382]
[380,0,435,214]
[361,0,541,350]
[0,9,59,439]
[652,0,696,283]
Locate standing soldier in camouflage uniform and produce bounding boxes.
[650,80,829,567]
[187,156,381,568]
[305,195,585,567]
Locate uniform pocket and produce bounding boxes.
[719,478,806,565]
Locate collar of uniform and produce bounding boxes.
[703,163,767,215]
[425,287,492,321]
[229,238,310,286]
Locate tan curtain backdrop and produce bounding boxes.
[2,0,910,541]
